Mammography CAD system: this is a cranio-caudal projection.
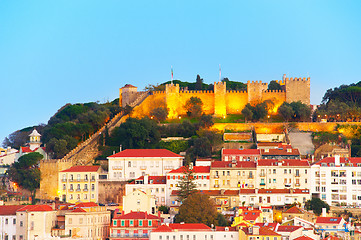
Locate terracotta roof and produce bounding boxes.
[152,224,173,232]
[222,149,261,155]
[168,166,210,174]
[215,226,237,231]
[72,207,87,213]
[242,210,261,221]
[61,166,100,172]
[284,206,304,214]
[74,202,98,208]
[313,157,361,166]
[122,84,137,88]
[257,159,309,167]
[243,227,281,236]
[21,147,37,153]
[293,236,316,240]
[211,161,256,168]
[315,217,342,224]
[0,205,24,215]
[169,223,211,231]
[114,211,161,220]
[239,189,256,194]
[108,149,182,158]
[276,225,302,232]
[254,222,278,231]
[261,148,300,156]
[130,176,166,184]
[170,190,239,196]
[18,205,54,212]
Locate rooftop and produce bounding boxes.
[114,211,161,220]
[61,166,100,172]
[168,166,210,174]
[108,149,182,158]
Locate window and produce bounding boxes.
[139,220,143,226]
[77,174,80,181]
[273,179,276,183]
[77,184,80,190]
[322,194,326,200]
[121,220,125,226]
[20,221,23,227]
[13,219,16,224]
[63,184,66,190]
[91,184,95,191]
[130,220,134,226]
[85,174,88,180]
[148,220,152,226]
[79,218,83,224]
[284,169,287,174]
[296,169,300,176]
[69,218,72,224]
[5,218,8,224]
[128,161,131,167]
[227,171,230,176]
[70,184,73,190]
[273,169,276,174]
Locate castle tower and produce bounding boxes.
[119,84,138,107]
[165,83,180,119]
[214,81,227,117]
[285,76,310,105]
[29,129,41,151]
[247,80,268,104]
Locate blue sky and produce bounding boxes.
[1,0,361,142]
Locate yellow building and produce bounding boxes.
[58,166,102,204]
[122,189,157,214]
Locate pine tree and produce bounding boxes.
[177,164,197,202]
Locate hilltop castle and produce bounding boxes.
[120,74,310,118]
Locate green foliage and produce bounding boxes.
[157,140,189,154]
[176,192,218,227]
[158,121,197,138]
[184,97,203,118]
[241,107,253,122]
[305,198,330,216]
[222,78,247,91]
[158,205,170,214]
[242,102,269,121]
[195,75,204,90]
[277,101,311,122]
[198,115,214,129]
[2,125,45,149]
[322,82,361,106]
[150,107,168,123]
[278,102,295,122]
[177,165,198,202]
[217,213,229,226]
[108,117,160,149]
[268,80,283,91]
[8,152,43,204]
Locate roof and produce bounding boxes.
[61,166,100,172]
[261,148,300,156]
[114,211,161,220]
[72,207,87,213]
[168,166,210,174]
[313,157,361,166]
[211,161,256,168]
[243,227,281,236]
[171,190,239,196]
[122,84,137,88]
[108,149,182,158]
[0,205,25,215]
[254,222,278,231]
[130,176,166,184]
[74,202,98,208]
[257,159,309,167]
[293,236,316,240]
[215,226,237,231]
[276,225,302,232]
[21,147,37,153]
[242,210,261,221]
[222,149,261,155]
[315,217,342,224]
[29,129,41,137]
[284,206,304,214]
[17,205,54,212]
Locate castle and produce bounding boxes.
[121,74,310,118]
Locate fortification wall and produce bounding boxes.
[247,81,268,104]
[179,91,215,115]
[285,77,310,105]
[225,91,248,114]
[131,92,166,118]
[262,90,286,113]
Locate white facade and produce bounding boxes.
[123,189,157,214]
[107,149,183,181]
[310,156,361,206]
[0,210,19,240]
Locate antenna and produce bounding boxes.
[171,66,173,84]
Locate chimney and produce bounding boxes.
[119,145,122,152]
[144,175,149,185]
[335,155,340,166]
[322,208,327,217]
[252,226,260,235]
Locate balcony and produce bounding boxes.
[214,184,219,188]
[69,189,74,192]
[248,175,254,179]
[259,173,265,177]
[76,189,81,192]
[331,182,338,185]
[83,189,88,192]
[214,175,219,179]
[295,183,300,187]
[260,183,266,186]
[69,179,74,182]
[140,166,147,170]
[90,179,95,182]
[61,179,67,182]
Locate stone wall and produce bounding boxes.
[285,77,310,105]
[98,180,126,204]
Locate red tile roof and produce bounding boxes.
[276,225,302,232]
[130,176,166,184]
[169,223,211,231]
[222,149,261,155]
[239,189,256,194]
[114,211,161,220]
[61,166,100,172]
[0,205,24,215]
[122,84,137,88]
[215,226,237,231]
[21,147,37,153]
[293,236,316,240]
[17,205,53,212]
[242,210,261,221]
[315,217,342,224]
[170,190,239,196]
[211,161,256,168]
[254,222,278,231]
[283,206,304,214]
[108,149,182,158]
[74,202,98,208]
[168,166,210,174]
[261,148,300,156]
[313,157,361,166]
[243,227,281,236]
[72,207,87,213]
[257,159,309,166]
[152,224,174,232]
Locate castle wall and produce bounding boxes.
[166,84,180,119]
[225,91,248,114]
[214,82,227,117]
[131,92,167,118]
[262,90,286,113]
[179,91,215,115]
[247,81,268,104]
[285,77,310,105]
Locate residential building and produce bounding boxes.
[0,147,18,165]
[107,149,183,181]
[260,146,301,160]
[58,166,102,204]
[221,149,261,162]
[282,206,316,223]
[110,211,162,239]
[16,129,48,160]
[123,189,157,214]
[0,205,24,240]
[282,217,315,230]
[239,225,282,240]
[126,175,167,206]
[209,161,256,190]
[64,202,110,240]
[275,225,303,240]
[314,217,348,238]
[16,205,57,240]
[310,156,361,206]
[256,159,310,190]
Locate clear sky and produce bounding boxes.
[1,0,361,142]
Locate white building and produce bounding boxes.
[125,175,167,206]
[123,189,157,214]
[0,147,18,165]
[310,156,361,206]
[107,149,183,181]
[0,205,24,240]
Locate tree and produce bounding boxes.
[278,102,294,122]
[158,205,170,214]
[217,213,229,226]
[195,75,203,90]
[268,80,283,91]
[184,97,203,118]
[290,101,312,121]
[177,165,197,202]
[176,192,218,227]
[242,105,253,122]
[187,137,212,159]
[8,152,43,204]
[198,115,214,129]
[305,198,330,216]
[253,102,268,121]
[150,107,168,123]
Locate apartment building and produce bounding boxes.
[0,205,24,240]
[58,166,102,203]
[221,149,261,161]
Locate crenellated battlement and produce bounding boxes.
[226,90,247,94]
[264,89,285,93]
[180,90,214,94]
[285,77,310,82]
[153,91,166,94]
